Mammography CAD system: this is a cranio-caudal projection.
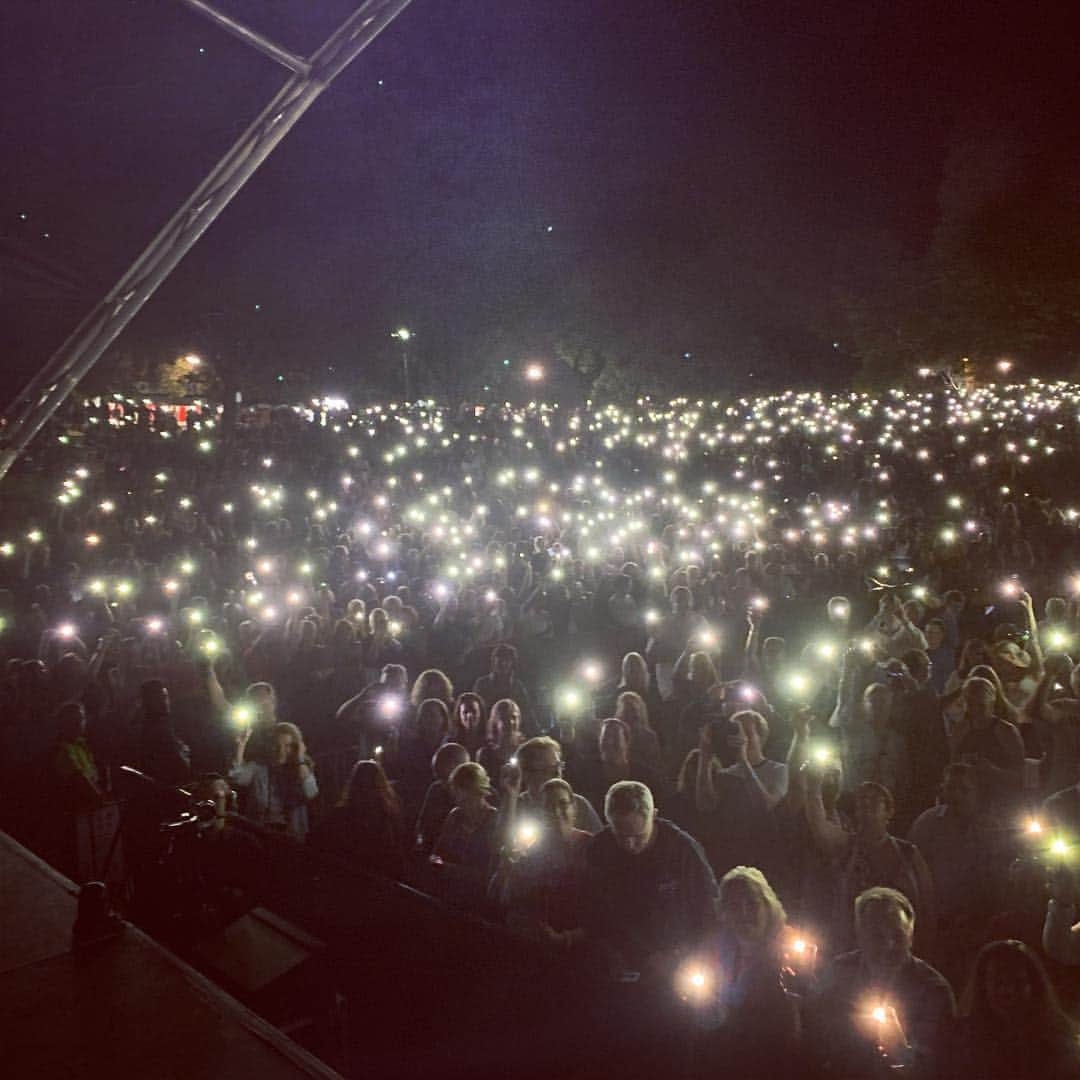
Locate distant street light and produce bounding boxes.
[525,363,544,381]
[184,353,202,368]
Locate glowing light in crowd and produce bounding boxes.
[516,821,540,848]
[581,660,603,683]
[676,961,714,1003]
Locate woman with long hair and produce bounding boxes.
[946,939,1080,1078]
[309,759,405,879]
[387,696,449,825]
[692,866,801,1075]
[448,691,486,755]
[230,721,318,842]
[615,690,664,784]
[410,668,454,712]
[476,697,523,778]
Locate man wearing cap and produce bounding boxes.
[991,639,1039,707]
[991,589,1043,712]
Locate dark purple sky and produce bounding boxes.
[1,0,1072,401]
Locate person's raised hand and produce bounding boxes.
[698,724,714,758]
[792,705,812,740]
[727,726,749,764]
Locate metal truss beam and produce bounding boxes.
[0,0,415,481]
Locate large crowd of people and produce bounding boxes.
[4,381,1080,1076]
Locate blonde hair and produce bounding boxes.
[449,761,491,796]
[719,866,787,940]
[615,690,650,731]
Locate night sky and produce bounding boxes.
[1,1,1073,403]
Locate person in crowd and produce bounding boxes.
[923,619,956,694]
[52,700,104,810]
[409,668,454,713]
[946,939,1080,1078]
[647,586,707,698]
[1043,769,1080,837]
[334,663,409,754]
[806,776,937,955]
[692,866,801,1075]
[229,720,318,841]
[138,678,191,787]
[490,778,590,948]
[1027,653,1080,802]
[908,762,1008,985]
[433,761,499,898]
[415,742,470,855]
[990,590,1044,707]
[866,593,928,659]
[309,758,405,879]
[806,886,956,1077]
[572,718,634,816]
[948,675,1025,815]
[473,644,533,734]
[670,653,722,770]
[597,651,664,737]
[475,696,524,778]
[889,650,948,822]
[447,691,486,756]
[1042,855,1080,966]
[614,690,664,785]
[361,607,406,673]
[499,736,603,838]
[389,695,449,815]
[831,646,910,801]
[942,637,993,695]
[692,708,787,878]
[580,780,718,981]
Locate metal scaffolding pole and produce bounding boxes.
[0,0,416,482]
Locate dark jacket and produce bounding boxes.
[581,817,718,973]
